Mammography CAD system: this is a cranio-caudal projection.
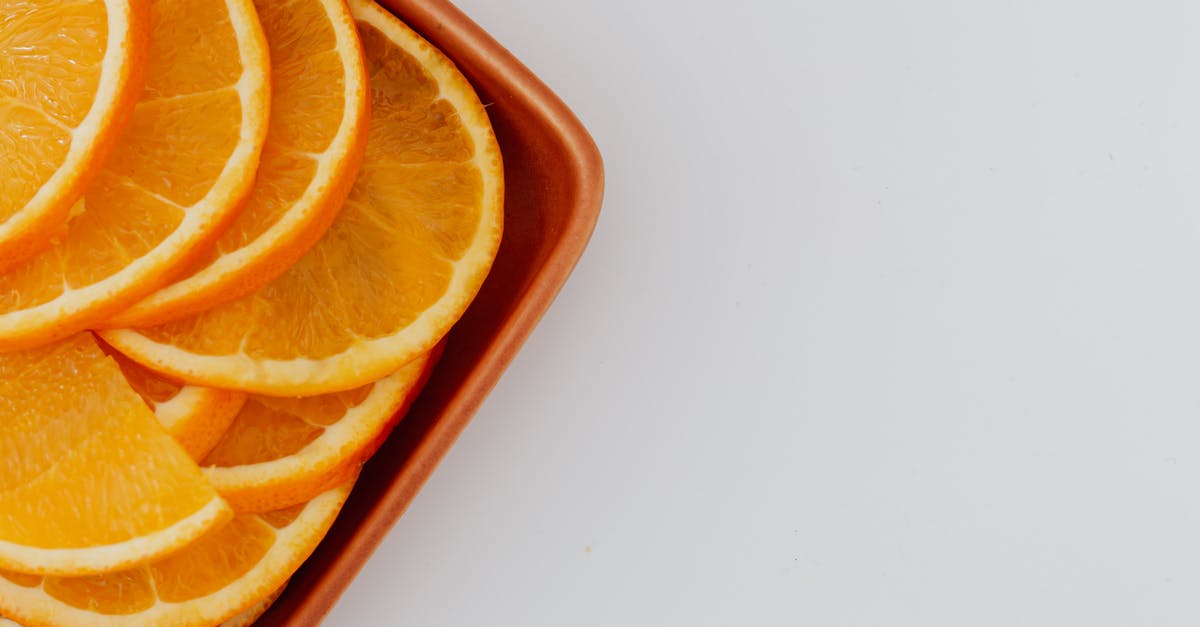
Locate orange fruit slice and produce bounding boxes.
[102,343,247,461]
[203,350,435,512]
[0,334,231,576]
[0,588,277,627]
[103,0,503,396]
[0,481,351,627]
[108,0,371,328]
[0,0,271,352]
[0,0,149,270]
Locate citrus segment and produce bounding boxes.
[0,0,271,352]
[103,0,503,396]
[0,334,231,576]
[109,0,370,327]
[0,0,149,270]
[0,482,351,627]
[103,344,247,460]
[203,350,434,512]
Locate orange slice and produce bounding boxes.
[0,0,271,352]
[0,334,231,576]
[0,0,149,270]
[103,0,503,396]
[108,0,370,328]
[0,588,278,627]
[203,350,435,512]
[102,343,247,460]
[0,481,351,627]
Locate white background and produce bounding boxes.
[331,1,1200,625]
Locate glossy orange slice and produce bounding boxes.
[103,0,503,396]
[0,0,271,351]
[0,482,351,627]
[109,0,370,327]
[0,334,230,576]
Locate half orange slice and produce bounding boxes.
[0,334,230,576]
[104,0,503,396]
[0,482,351,627]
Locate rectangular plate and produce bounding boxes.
[256,0,603,624]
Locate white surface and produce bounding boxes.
[329,1,1200,625]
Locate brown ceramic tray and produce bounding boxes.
[256,0,603,624]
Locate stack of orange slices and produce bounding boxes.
[0,0,502,624]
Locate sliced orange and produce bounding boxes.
[0,0,271,352]
[0,481,351,627]
[102,343,247,460]
[203,350,435,512]
[108,0,370,328]
[103,0,504,396]
[0,0,149,270]
[0,334,231,576]
[0,588,279,627]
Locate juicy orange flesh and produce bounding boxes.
[204,401,324,467]
[208,146,318,255]
[0,509,296,614]
[252,384,372,426]
[44,569,156,615]
[0,106,71,227]
[134,22,484,361]
[0,571,40,588]
[0,0,244,313]
[0,0,107,223]
[148,515,274,603]
[104,91,243,207]
[140,0,241,100]
[0,334,216,549]
[176,0,345,275]
[258,503,306,530]
[203,383,373,467]
[251,0,346,154]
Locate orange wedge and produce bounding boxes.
[103,343,247,460]
[0,481,351,627]
[203,350,435,512]
[109,0,370,328]
[103,0,503,396]
[0,0,149,270]
[0,0,271,352]
[0,334,231,576]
